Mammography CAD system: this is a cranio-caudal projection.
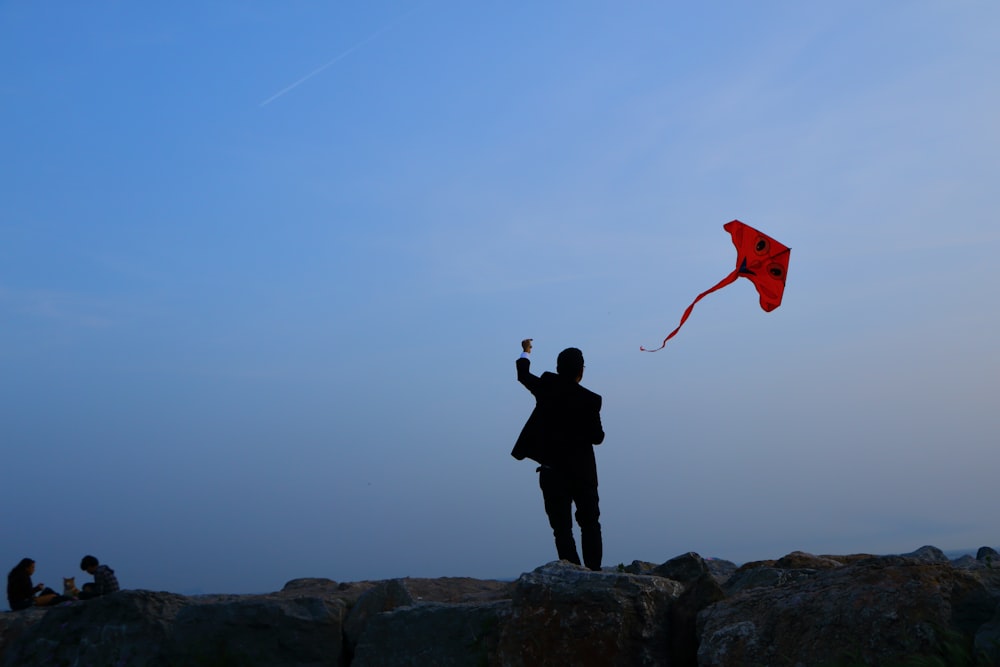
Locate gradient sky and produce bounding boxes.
[3,1,998,596]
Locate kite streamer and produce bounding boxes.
[641,220,790,352]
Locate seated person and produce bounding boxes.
[79,555,119,599]
[7,558,59,610]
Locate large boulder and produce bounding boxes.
[975,602,1000,663]
[653,551,712,584]
[0,607,47,662]
[169,594,347,666]
[978,547,1000,563]
[1,590,190,667]
[0,589,348,667]
[628,553,737,586]
[698,554,1000,667]
[352,600,512,667]
[497,561,684,666]
[343,579,415,657]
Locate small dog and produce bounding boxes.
[63,577,81,598]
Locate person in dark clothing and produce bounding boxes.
[7,558,59,610]
[512,339,606,571]
[79,555,120,599]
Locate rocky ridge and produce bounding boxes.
[1,545,998,666]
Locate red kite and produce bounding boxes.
[641,220,790,352]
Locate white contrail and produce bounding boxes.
[259,8,418,107]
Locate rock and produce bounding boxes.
[0,607,48,663]
[1,590,190,667]
[352,600,512,667]
[169,594,347,667]
[397,576,513,604]
[343,579,414,655]
[652,551,711,584]
[818,552,879,566]
[1,589,349,667]
[281,577,378,603]
[3,545,999,666]
[703,557,738,585]
[720,550,864,597]
[622,559,658,575]
[723,565,819,596]
[978,546,1000,564]
[281,577,341,593]
[975,602,1000,664]
[342,576,514,660]
[496,561,684,666]
[698,555,998,667]
[902,544,950,562]
[652,552,737,586]
[645,553,731,664]
[772,550,845,569]
[950,549,1000,577]
[953,553,981,569]
[668,570,727,666]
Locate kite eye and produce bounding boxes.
[754,237,770,255]
[767,262,785,280]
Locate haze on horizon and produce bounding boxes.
[2,1,998,595]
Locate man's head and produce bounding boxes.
[80,555,99,573]
[556,347,585,381]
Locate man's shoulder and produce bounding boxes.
[577,385,602,403]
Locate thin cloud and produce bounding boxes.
[259,6,421,107]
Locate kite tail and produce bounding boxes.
[640,270,740,352]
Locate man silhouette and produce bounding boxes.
[512,338,606,570]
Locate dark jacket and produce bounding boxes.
[7,570,34,611]
[93,565,119,596]
[512,356,605,486]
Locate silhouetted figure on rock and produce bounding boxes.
[512,339,606,571]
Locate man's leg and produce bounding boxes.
[574,483,602,571]
[538,467,581,565]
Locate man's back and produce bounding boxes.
[512,356,604,485]
[511,341,607,571]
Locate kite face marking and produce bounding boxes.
[640,219,791,351]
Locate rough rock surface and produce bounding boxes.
[1,545,998,666]
[699,552,1000,667]
[0,588,346,667]
[497,562,684,666]
[353,600,512,667]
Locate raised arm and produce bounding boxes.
[516,338,541,394]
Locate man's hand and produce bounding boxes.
[521,338,533,353]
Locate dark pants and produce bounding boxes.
[538,466,602,571]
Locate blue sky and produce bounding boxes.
[2,1,998,596]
